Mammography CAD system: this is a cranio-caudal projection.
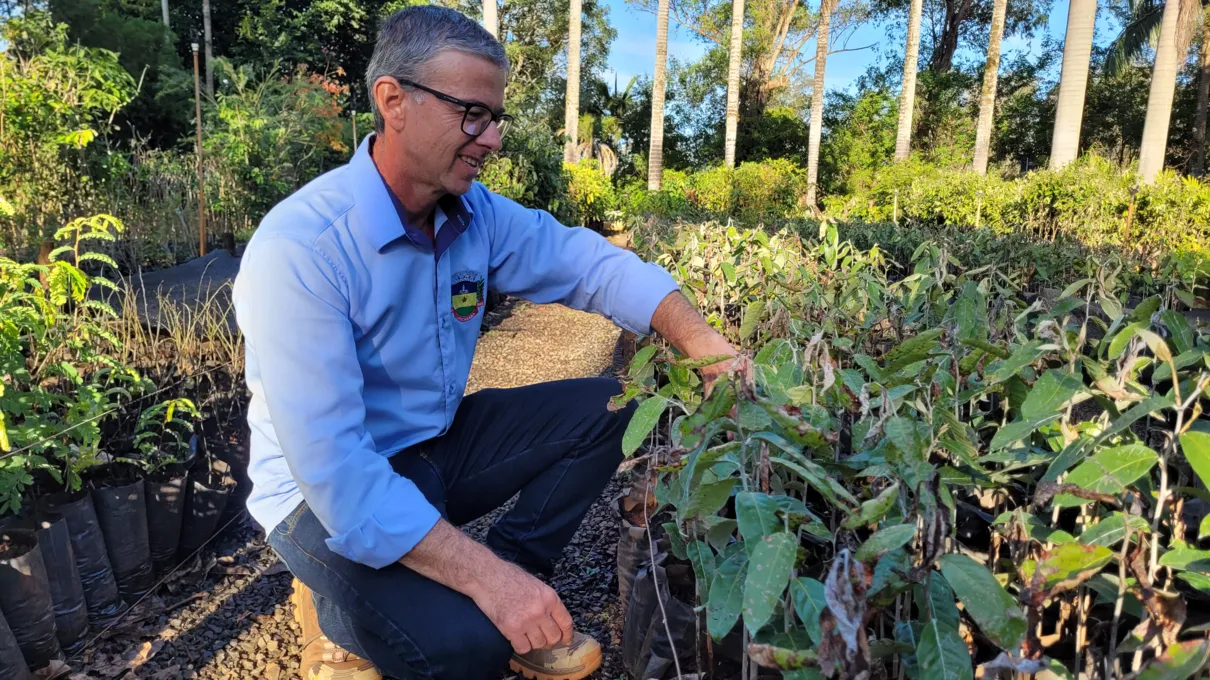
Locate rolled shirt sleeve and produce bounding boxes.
[477,187,680,336]
[234,235,441,569]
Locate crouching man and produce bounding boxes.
[233,6,740,679]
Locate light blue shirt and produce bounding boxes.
[232,135,679,569]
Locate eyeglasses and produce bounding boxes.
[395,78,512,138]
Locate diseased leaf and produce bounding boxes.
[1021,370,1084,420]
[1127,640,1210,680]
[628,344,660,378]
[742,532,798,635]
[621,396,667,456]
[895,621,923,680]
[917,617,972,680]
[855,524,916,563]
[686,540,716,593]
[681,478,737,521]
[939,553,1027,650]
[707,550,748,641]
[736,491,784,545]
[1099,293,1123,320]
[790,577,827,644]
[841,483,900,530]
[1031,543,1114,594]
[1108,322,1143,359]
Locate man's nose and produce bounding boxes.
[477,122,504,152]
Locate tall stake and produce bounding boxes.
[202,0,214,97]
[193,44,208,257]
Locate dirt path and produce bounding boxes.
[74,286,632,678]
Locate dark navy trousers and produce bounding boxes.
[265,378,633,679]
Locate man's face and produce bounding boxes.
[385,50,507,197]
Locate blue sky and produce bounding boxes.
[599,0,1119,98]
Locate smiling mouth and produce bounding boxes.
[458,154,483,170]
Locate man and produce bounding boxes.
[233,6,740,680]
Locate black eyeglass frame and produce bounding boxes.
[395,77,512,138]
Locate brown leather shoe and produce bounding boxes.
[508,632,603,680]
[290,578,382,680]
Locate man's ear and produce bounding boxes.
[373,77,408,132]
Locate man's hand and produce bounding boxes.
[469,560,574,654]
[649,291,747,394]
[398,519,573,654]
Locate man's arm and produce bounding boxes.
[648,290,743,388]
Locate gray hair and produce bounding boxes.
[366,5,509,132]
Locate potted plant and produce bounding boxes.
[134,398,200,576]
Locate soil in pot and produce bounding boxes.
[38,491,127,628]
[177,460,234,561]
[144,466,187,576]
[0,530,62,670]
[30,513,87,658]
[0,607,31,680]
[89,465,156,604]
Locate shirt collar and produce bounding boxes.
[348,133,476,254]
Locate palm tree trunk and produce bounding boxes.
[1191,11,1209,175]
[203,0,213,97]
[806,0,835,205]
[1049,0,1098,169]
[724,0,746,168]
[894,0,925,161]
[648,0,671,189]
[160,0,169,30]
[563,0,583,164]
[972,0,1008,174]
[1137,0,1183,184]
[483,0,498,38]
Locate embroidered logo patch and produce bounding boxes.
[451,270,486,322]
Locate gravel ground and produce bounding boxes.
[66,298,633,680]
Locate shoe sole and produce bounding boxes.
[507,647,603,680]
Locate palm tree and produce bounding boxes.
[563,0,583,163]
[1049,0,1098,169]
[203,0,214,96]
[806,0,837,205]
[648,0,671,189]
[1105,0,1204,175]
[894,0,924,161]
[1137,0,1184,183]
[972,0,1009,174]
[724,0,746,167]
[483,0,498,38]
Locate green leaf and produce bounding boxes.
[856,524,917,563]
[770,456,860,510]
[841,483,900,530]
[1129,295,1161,323]
[1031,543,1114,593]
[895,621,923,680]
[987,339,1048,383]
[938,553,1027,650]
[790,577,826,643]
[740,529,798,634]
[990,415,1060,451]
[681,478,737,520]
[705,517,738,551]
[1177,572,1210,596]
[1180,430,1210,489]
[1128,640,1210,680]
[736,491,784,544]
[1021,370,1084,420]
[1054,444,1158,507]
[1093,393,1174,445]
[916,573,961,631]
[1202,515,1210,542]
[1160,311,1194,354]
[1060,278,1093,299]
[687,540,716,592]
[955,282,987,341]
[917,617,972,680]
[621,396,667,456]
[1108,322,1143,359]
[708,546,748,640]
[886,417,927,458]
[1078,512,1150,547]
[742,532,798,635]
[628,344,660,378]
[740,300,765,340]
[1099,293,1123,320]
[1157,548,1210,572]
